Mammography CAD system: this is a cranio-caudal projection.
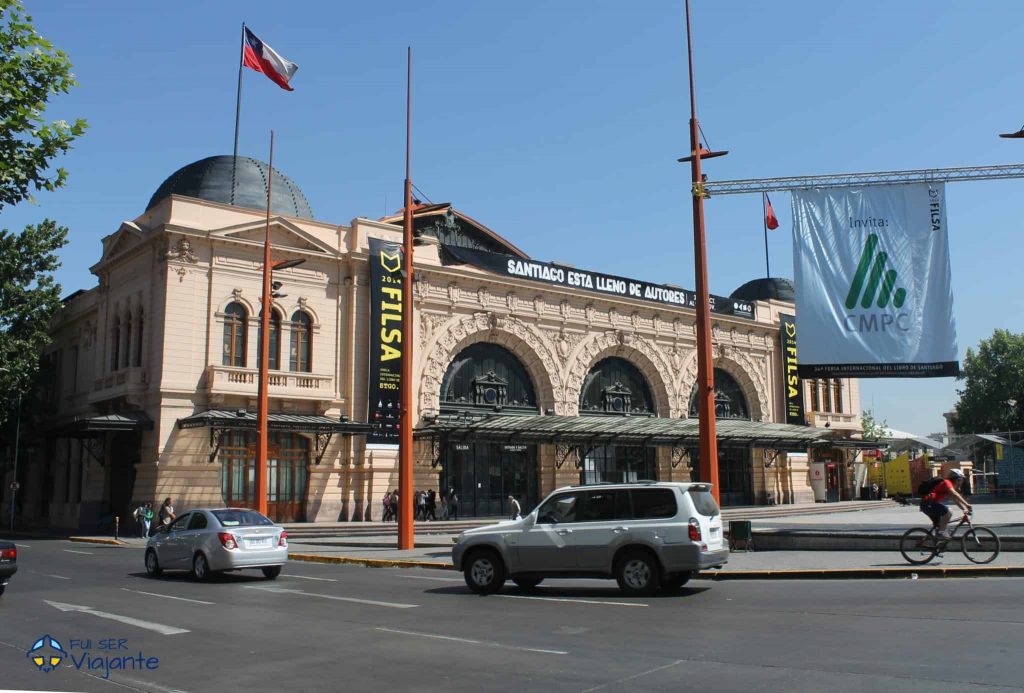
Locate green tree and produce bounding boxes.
[861,409,888,441]
[0,0,86,425]
[953,329,1024,433]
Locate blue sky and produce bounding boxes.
[6,1,1024,436]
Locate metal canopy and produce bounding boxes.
[414,414,829,450]
[52,411,154,437]
[177,410,372,435]
[702,162,1024,196]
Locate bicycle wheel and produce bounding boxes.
[900,528,938,565]
[961,527,1000,564]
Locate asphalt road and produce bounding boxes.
[1,539,1022,693]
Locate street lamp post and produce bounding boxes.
[678,0,726,502]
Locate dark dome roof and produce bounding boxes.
[146,155,314,219]
[730,277,795,303]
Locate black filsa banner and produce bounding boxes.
[779,313,806,426]
[367,237,404,445]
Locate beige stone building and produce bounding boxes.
[4,156,863,529]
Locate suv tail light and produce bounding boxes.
[688,518,702,542]
[218,532,239,550]
[0,548,15,561]
[278,530,288,547]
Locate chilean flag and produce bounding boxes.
[764,193,780,230]
[243,27,298,91]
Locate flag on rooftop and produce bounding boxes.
[242,26,298,91]
[764,193,780,230]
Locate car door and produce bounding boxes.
[574,489,633,572]
[160,513,193,568]
[515,491,581,572]
[181,511,210,560]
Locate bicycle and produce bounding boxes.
[899,511,1001,565]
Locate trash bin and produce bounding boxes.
[729,520,753,551]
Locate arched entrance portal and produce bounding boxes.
[688,368,753,506]
[439,343,539,517]
[580,357,657,484]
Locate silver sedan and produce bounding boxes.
[145,508,288,581]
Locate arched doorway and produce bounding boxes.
[580,357,657,484]
[439,343,539,517]
[688,368,753,506]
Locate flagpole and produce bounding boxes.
[398,47,415,550]
[232,22,246,204]
[255,129,274,518]
[762,193,771,279]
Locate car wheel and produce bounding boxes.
[615,549,661,596]
[192,553,214,581]
[262,566,282,580]
[145,549,163,577]
[661,572,691,591]
[463,549,505,595]
[512,577,543,590]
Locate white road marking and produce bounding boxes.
[496,593,648,607]
[44,599,190,635]
[64,549,94,555]
[15,543,30,548]
[377,626,568,655]
[582,659,686,692]
[121,587,215,605]
[44,573,71,580]
[243,584,418,609]
[284,574,338,582]
[397,574,462,582]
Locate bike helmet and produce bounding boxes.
[948,469,964,479]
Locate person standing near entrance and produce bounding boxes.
[382,491,392,521]
[157,498,176,528]
[508,495,521,520]
[426,488,437,521]
[448,488,459,520]
[140,502,154,537]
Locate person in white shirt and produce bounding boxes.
[508,495,522,520]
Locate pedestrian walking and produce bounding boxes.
[449,488,459,520]
[391,490,400,522]
[440,490,449,520]
[140,502,154,537]
[133,502,147,537]
[426,488,437,521]
[157,497,176,528]
[382,491,392,521]
[416,489,426,520]
[508,495,521,521]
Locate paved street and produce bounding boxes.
[1,539,1022,692]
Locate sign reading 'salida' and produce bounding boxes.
[778,313,806,426]
[367,237,403,445]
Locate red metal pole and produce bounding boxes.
[685,0,720,503]
[255,131,274,517]
[398,48,415,549]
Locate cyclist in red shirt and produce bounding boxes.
[920,469,972,539]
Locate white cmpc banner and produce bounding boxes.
[792,183,958,378]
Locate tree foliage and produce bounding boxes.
[0,0,85,426]
[953,329,1024,433]
[0,0,86,209]
[861,409,888,441]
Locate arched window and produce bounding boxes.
[832,379,843,414]
[289,311,312,372]
[111,315,121,371]
[134,308,144,367]
[223,302,248,367]
[689,368,749,419]
[441,343,537,411]
[123,312,132,369]
[580,357,654,415]
[258,309,282,370]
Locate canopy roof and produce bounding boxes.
[178,410,372,435]
[51,411,153,437]
[415,414,831,450]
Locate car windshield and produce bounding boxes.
[213,509,273,527]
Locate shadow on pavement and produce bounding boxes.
[421,584,711,599]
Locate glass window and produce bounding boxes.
[536,492,580,524]
[187,512,208,530]
[134,309,144,367]
[123,314,132,369]
[213,509,273,527]
[580,357,655,415]
[111,316,121,371]
[258,310,282,370]
[832,379,843,414]
[290,311,312,372]
[688,487,720,517]
[169,513,191,532]
[579,490,631,522]
[223,302,247,367]
[689,368,749,419]
[810,380,821,413]
[630,489,677,519]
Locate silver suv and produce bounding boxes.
[452,481,728,596]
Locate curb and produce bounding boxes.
[288,553,1024,580]
[68,536,127,546]
[288,553,454,570]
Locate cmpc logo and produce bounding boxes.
[27,634,65,673]
[844,233,907,310]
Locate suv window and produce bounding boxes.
[688,488,720,516]
[187,512,208,530]
[537,492,580,524]
[630,489,677,519]
[579,490,631,522]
